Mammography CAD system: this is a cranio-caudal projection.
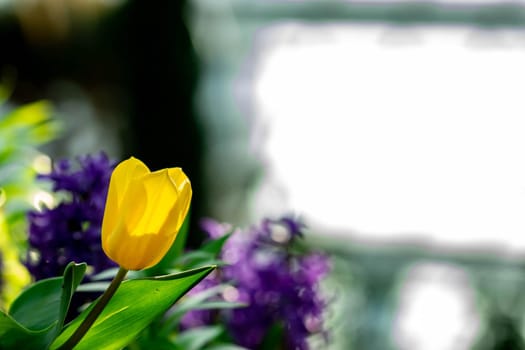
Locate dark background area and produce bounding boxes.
[0,0,206,245]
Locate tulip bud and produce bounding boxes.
[101,157,192,270]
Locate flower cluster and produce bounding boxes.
[182,216,330,350]
[25,152,116,280]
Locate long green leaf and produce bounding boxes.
[57,263,87,334]
[50,265,215,350]
[8,277,63,332]
[0,312,55,349]
[0,101,52,128]
[2,262,87,349]
[201,233,231,255]
[9,263,86,334]
[174,233,231,269]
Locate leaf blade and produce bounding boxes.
[0,311,55,349]
[51,265,215,350]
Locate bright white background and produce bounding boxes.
[252,23,525,253]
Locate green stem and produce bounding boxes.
[57,267,128,350]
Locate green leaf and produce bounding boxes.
[9,262,86,334]
[161,284,238,333]
[57,263,87,333]
[9,277,62,331]
[75,282,110,293]
[174,233,232,269]
[1,262,87,349]
[201,233,231,256]
[204,345,250,350]
[0,312,55,349]
[188,301,246,311]
[165,284,245,328]
[128,336,178,350]
[50,265,215,350]
[0,101,52,128]
[89,267,120,281]
[173,326,224,350]
[179,257,227,270]
[259,323,285,350]
[172,284,228,314]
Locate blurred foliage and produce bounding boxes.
[75,215,243,350]
[0,98,60,240]
[0,93,60,307]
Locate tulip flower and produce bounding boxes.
[101,157,192,270]
[58,157,192,350]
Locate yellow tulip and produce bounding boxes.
[101,157,192,270]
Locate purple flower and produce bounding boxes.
[182,216,330,350]
[200,218,232,239]
[25,152,117,280]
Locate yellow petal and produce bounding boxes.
[115,233,167,270]
[159,178,192,236]
[168,168,191,193]
[101,157,149,246]
[112,157,149,208]
[133,169,179,235]
[119,178,147,234]
[100,157,193,270]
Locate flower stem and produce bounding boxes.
[57,267,128,350]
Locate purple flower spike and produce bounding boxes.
[26,152,117,280]
[184,216,331,350]
[277,215,305,239]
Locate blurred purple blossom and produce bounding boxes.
[179,270,222,329]
[25,152,116,280]
[181,216,330,350]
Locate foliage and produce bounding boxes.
[1,148,331,349]
[0,98,60,307]
[0,100,60,236]
[0,262,213,349]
